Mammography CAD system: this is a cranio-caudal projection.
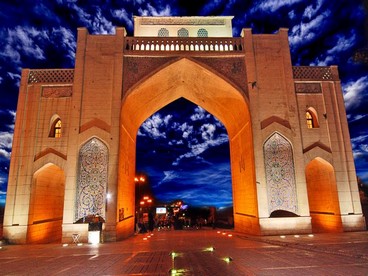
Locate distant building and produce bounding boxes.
[3,16,365,244]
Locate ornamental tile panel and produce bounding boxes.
[264,133,297,214]
[75,138,108,221]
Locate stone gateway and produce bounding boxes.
[3,16,365,244]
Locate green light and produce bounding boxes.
[204,246,215,252]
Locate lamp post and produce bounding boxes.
[135,176,146,222]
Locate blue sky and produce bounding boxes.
[0,0,367,207]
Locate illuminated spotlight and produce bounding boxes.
[77,243,83,246]
[217,231,221,234]
[62,243,69,247]
[294,235,300,238]
[222,232,226,235]
[223,257,233,263]
[227,234,233,237]
[204,246,215,252]
[280,235,286,239]
[308,234,314,237]
[0,246,2,250]
[169,268,186,275]
[143,237,148,240]
[170,251,178,259]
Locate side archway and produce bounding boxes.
[27,163,65,243]
[118,58,259,238]
[305,157,343,232]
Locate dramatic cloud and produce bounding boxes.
[343,76,368,112]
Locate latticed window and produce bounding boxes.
[158,28,169,37]
[178,28,189,37]
[50,118,62,138]
[197,28,208,37]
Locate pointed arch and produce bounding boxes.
[75,138,109,222]
[27,163,65,243]
[264,132,297,215]
[49,114,62,138]
[119,58,258,238]
[305,157,342,232]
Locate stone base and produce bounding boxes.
[259,217,312,235]
[342,214,366,232]
[2,225,28,244]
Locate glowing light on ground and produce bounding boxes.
[223,257,233,263]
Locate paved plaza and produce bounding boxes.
[0,228,367,275]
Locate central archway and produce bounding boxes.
[117,58,259,239]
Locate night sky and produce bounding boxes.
[0,1,367,207]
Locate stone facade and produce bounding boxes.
[3,17,365,244]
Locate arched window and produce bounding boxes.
[197,28,208,37]
[178,28,189,37]
[306,109,319,129]
[49,118,62,138]
[158,28,169,37]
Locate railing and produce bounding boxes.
[124,37,244,54]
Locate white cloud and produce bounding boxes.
[289,6,331,49]
[312,31,357,66]
[157,170,178,186]
[112,8,133,30]
[139,113,172,139]
[201,123,216,141]
[0,149,11,159]
[0,131,13,150]
[190,106,210,121]
[1,25,76,68]
[2,26,47,64]
[53,27,76,62]
[138,4,172,16]
[252,0,303,13]
[172,133,228,166]
[343,76,368,111]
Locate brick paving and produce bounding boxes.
[0,229,367,275]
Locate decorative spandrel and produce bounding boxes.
[75,138,108,222]
[264,133,297,214]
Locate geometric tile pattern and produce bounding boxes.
[75,138,108,221]
[264,133,297,214]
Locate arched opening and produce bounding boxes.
[118,58,259,239]
[27,163,65,243]
[135,98,233,230]
[306,107,319,129]
[305,158,343,232]
[49,115,62,138]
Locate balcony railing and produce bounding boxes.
[124,37,244,54]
